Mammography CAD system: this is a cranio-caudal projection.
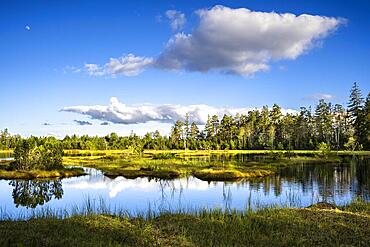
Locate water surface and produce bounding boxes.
[0,156,368,218]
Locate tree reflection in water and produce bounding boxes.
[9,180,63,208]
[4,156,369,210]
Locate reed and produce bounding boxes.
[0,199,369,246]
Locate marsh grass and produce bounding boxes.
[62,149,370,156]
[4,149,364,181]
[0,199,369,246]
[0,167,85,180]
[62,151,344,181]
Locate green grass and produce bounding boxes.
[62,156,285,180]
[0,167,85,180]
[63,149,370,157]
[62,151,343,181]
[193,168,274,181]
[0,201,369,246]
[3,149,367,181]
[3,149,370,157]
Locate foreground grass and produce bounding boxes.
[0,201,369,247]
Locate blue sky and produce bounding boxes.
[0,0,369,137]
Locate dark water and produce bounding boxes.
[0,156,368,218]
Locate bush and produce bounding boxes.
[317,142,331,156]
[12,139,63,171]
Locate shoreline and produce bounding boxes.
[0,200,369,246]
[0,167,86,180]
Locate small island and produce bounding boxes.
[0,139,84,180]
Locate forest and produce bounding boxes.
[1,82,369,151]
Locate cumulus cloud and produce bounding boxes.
[62,97,296,125]
[80,6,343,77]
[85,54,153,77]
[156,5,344,75]
[74,120,93,126]
[165,10,186,31]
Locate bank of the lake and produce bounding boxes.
[1,200,369,247]
[0,167,85,180]
[0,160,85,179]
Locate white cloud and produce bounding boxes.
[85,54,153,77]
[165,10,186,31]
[61,97,296,125]
[156,5,344,75]
[308,93,335,101]
[80,6,343,77]
[63,65,81,74]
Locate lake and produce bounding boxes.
[0,155,369,219]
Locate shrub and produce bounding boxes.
[317,142,331,156]
[12,139,63,171]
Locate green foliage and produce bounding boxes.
[12,138,63,171]
[0,128,21,150]
[344,137,357,151]
[317,142,331,156]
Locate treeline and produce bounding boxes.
[0,83,369,151]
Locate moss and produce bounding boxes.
[307,202,338,210]
[62,150,353,181]
[63,156,281,181]
[0,167,85,180]
[104,168,183,179]
[193,168,274,181]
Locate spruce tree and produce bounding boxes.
[361,93,370,149]
[347,82,364,147]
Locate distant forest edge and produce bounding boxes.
[1,83,369,151]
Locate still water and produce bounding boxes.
[0,156,368,218]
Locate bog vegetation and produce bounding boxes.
[0,200,369,246]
